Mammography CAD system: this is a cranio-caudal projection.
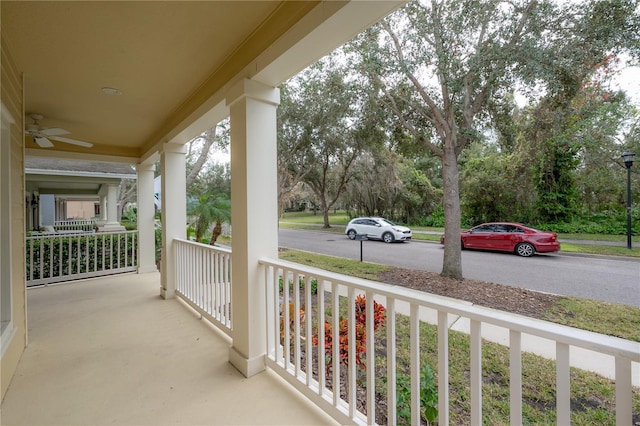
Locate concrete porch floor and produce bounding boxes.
[1,272,336,425]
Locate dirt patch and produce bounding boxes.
[377,267,560,319]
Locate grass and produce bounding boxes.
[558,232,640,243]
[280,211,351,225]
[544,298,640,342]
[279,249,391,281]
[559,242,640,257]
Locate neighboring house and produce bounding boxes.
[25,157,136,230]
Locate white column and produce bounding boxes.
[137,163,157,273]
[96,194,108,225]
[98,184,125,231]
[160,143,186,299]
[226,79,280,377]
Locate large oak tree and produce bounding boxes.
[351,0,639,278]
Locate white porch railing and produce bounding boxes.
[174,239,232,335]
[26,230,138,286]
[259,258,640,426]
[54,219,96,232]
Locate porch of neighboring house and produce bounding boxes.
[0,272,336,426]
[25,157,136,233]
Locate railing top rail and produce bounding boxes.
[174,238,232,255]
[260,257,640,362]
[26,229,137,240]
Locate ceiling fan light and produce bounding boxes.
[101,87,122,95]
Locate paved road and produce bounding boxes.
[278,228,640,308]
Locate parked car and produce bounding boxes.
[345,217,412,243]
[440,222,560,257]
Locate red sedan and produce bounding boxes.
[440,222,561,257]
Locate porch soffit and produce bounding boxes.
[25,157,134,196]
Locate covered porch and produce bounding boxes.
[0,272,335,425]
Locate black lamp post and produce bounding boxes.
[622,151,635,249]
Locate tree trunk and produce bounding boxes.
[441,143,463,279]
[210,221,222,245]
[186,127,217,187]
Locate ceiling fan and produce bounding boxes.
[25,113,94,148]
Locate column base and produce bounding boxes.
[160,286,175,299]
[138,265,159,274]
[228,346,266,378]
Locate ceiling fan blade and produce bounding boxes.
[50,136,94,148]
[40,128,69,136]
[34,136,54,148]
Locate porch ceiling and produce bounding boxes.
[1,1,405,163]
[1,1,314,160]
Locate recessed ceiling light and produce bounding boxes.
[101,87,122,95]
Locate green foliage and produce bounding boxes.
[460,145,539,225]
[395,364,439,425]
[155,227,162,267]
[187,190,231,244]
[278,276,318,295]
[540,209,640,235]
[278,53,368,228]
[26,233,138,280]
[418,205,446,228]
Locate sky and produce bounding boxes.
[613,63,640,104]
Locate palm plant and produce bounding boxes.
[187,191,231,244]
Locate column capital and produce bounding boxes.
[160,142,187,155]
[136,163,156,173]
[226,78,280,108]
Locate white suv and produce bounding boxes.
[345,217,412,243]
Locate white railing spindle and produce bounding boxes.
[471,319,483,425]
[305,275,313,387]
[173,239,232,336]
[556,342,571,425]
[365,290,375,425]
[615,357,632,426]
[347,286,356,420]
[510,330,523,425]
[438,310,449,426]
[410,303,420,426]
[386,298,397,426]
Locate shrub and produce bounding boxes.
[312,295,386,369]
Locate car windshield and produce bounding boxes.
[380,218,396,226]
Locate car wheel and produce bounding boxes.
[347,229,357,240]
[515,242,535,257]
[461,240,465,250]
[382,232,394,243]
